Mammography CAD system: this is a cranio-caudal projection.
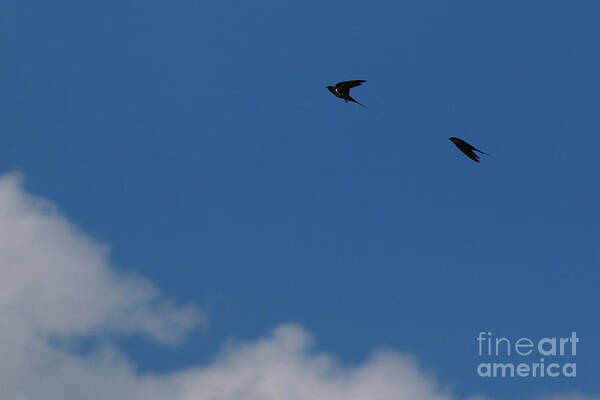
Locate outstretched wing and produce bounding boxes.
[335,80,366,92]
[458,145,480,162]
[462,141,489,156]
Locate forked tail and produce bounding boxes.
[348,96,366,108]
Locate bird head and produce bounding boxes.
[449,137,458,143]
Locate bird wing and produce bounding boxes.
[463,141,489,156]
[458,144,480,162]
[335,80,366,91]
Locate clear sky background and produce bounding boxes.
[1,1,599,399]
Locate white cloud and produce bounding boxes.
[0,172,596,400]
[0,172,203,344]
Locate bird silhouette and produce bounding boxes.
[449,137,489,163]
[326,80,366,107]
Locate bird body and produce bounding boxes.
[326,80,366,106]
[449,137,489,163]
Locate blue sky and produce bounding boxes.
[1,1,599,399]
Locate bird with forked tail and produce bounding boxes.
[449,137,489,163]
[326,80,367,107]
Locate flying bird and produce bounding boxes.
[449,137,489,163]
[326,80,366,107]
